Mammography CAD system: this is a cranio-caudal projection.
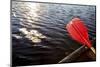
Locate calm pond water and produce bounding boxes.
[11,1,96,66]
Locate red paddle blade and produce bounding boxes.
[66,18,91,48]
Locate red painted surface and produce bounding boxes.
[66,18,92,48]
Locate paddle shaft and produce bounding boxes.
[90,47,96,54]
[58,45,87,63]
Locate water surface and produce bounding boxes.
[12,1,96,66]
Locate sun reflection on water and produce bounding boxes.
[16,3,47,43]
[25,3,41,18]
[19,28,47,43]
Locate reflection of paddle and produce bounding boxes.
[58,18,96,63]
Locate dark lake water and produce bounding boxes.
[11,1,96,66]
